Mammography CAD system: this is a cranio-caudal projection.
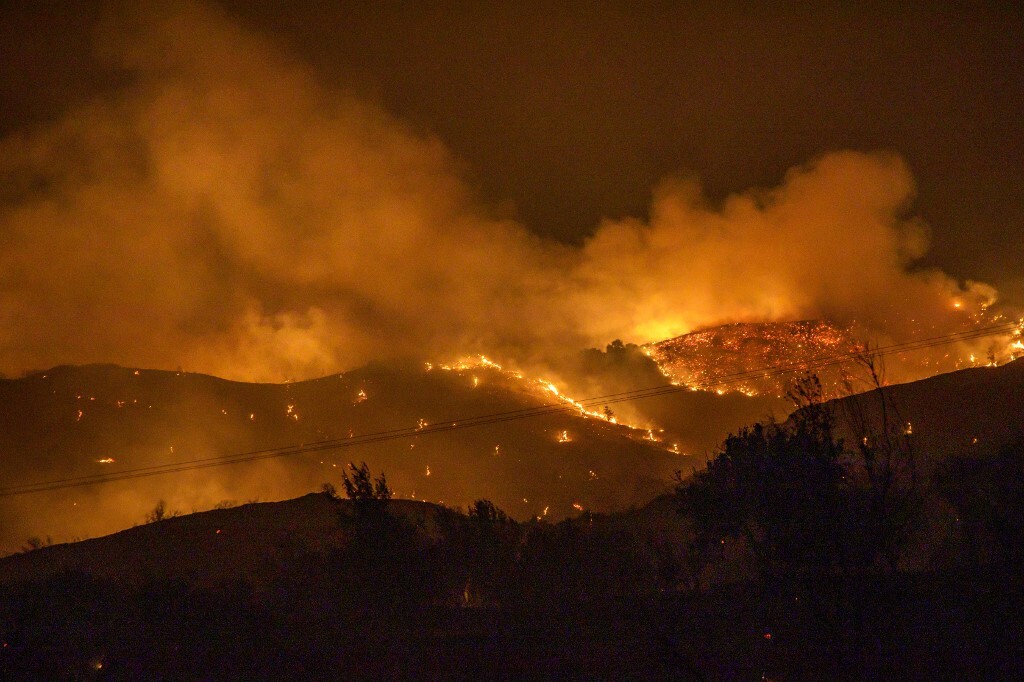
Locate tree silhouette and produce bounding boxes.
[341,462,391,501]
[460,500,520,605]
[678,376,852,579]
[675,374,924,671]
[333,463,438,620]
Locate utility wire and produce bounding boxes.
[0,321,1018,497]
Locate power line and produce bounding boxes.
[0,321,1018,497]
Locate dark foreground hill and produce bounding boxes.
[0,493,349,589]
[1,488,1020,680]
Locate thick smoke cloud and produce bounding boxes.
[574,152,999,348]
[0,1,1007,383]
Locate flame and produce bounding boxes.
[354,389,367,404]
[436,354,648,430]
[572,502,584,511]
[96,457,115,464]
[557,430,571,443]
[646,317,1024,399]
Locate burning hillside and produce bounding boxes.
[646,317,1024,400]
[645,320,857,398]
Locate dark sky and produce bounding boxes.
[3,2,1021,290]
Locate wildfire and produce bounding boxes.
[646,317,1024,400]
[436,354,642,428]
[646,320,854,398]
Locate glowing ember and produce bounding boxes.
[354,389,367,404]
[557,430,571,443]
[96,457,115,464]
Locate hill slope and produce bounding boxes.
[0,362,683,552]
[826,357,1024,463]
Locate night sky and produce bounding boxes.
[0,1,1021,378]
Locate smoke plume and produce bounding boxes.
[0,1,1009,382]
